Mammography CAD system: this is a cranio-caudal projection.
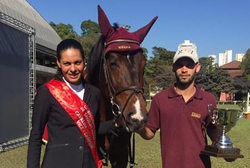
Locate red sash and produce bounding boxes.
[45,79,102,168]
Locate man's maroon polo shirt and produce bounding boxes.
[146,86,217,168]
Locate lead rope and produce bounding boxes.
[128,132,137,168]
[99,127,119,167]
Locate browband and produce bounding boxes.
[104,39,140,47]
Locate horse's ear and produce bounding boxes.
[133,16,158,43]
[98,5,114,38]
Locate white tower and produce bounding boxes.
[235,53,245,62]
[218,50,233,66]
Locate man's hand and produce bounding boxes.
[211,141,217,146]
[136,126,155,140]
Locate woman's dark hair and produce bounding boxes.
[54,39,85,79]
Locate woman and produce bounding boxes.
[27,39,102,168]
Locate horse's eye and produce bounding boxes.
[109,60,119,67]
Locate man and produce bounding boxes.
[138,40,220,168]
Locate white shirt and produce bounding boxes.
[63,77,85,100]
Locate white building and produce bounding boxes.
[235,53,245,62]
[218,50,232,66]
[208,55,217,65]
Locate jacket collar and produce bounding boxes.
[55,76,92,103]
[83,84,91,103]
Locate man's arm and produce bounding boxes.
[137,126,155,140]
[206,94,222,144]
[138,93,160,140]
[206,122,222,144]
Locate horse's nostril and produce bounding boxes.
[131,118,139,123]
[128,111,135,118]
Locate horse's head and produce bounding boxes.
[103,49,147,132]
[92,6,157,132]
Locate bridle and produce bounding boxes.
[102,39,145,126]
[100,39,145,167]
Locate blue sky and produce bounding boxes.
[26,0,250,60]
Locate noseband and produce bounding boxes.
[102,40,145,124]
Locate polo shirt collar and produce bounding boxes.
[168,84,203,100]
[193,85,203,100]
[168,85,180,98]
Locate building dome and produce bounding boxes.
[0,0,61,51]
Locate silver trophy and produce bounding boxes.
[201,104,244,159]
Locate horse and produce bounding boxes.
[86,6,157,168]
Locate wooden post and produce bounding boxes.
[247,92,250,112]
[148,84,151,101]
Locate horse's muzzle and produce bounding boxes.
[125,111,148,132]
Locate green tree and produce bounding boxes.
[196,57,216,88]
[233,76,250,100]
[196,57,237,99]
[199,57,217,74]
[145,47,175,78]
[77,20,101,59]
[196,68,236,99]
[77,34,100,60]
[196,57,216,92]
[145,46,175,93]
[80,20,101,37]
[240,48,250,79]
[153,65,175,89]
[234,48,250,100]
[152,46,175,66]
[50,22,78,40]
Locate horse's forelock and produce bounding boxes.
[113,23,119,31]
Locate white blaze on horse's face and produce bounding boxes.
[127,54,132,65]
[130,96,144,121]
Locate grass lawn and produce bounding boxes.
[1,118,250,168]
[217,104,242,110]
[209,117,250,168]
[134,118,250,168]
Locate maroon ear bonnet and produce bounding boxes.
[98,5,158,54]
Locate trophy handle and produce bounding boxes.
[207,104,217,124]
[207,104,213,118]
[237,111,243,120]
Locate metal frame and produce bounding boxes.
[0,12,36,152]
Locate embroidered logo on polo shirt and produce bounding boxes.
[191,112,201,118]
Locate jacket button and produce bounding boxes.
[79,146,83,150]
[80,136,83,140]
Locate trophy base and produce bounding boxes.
[201,145,244,159]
